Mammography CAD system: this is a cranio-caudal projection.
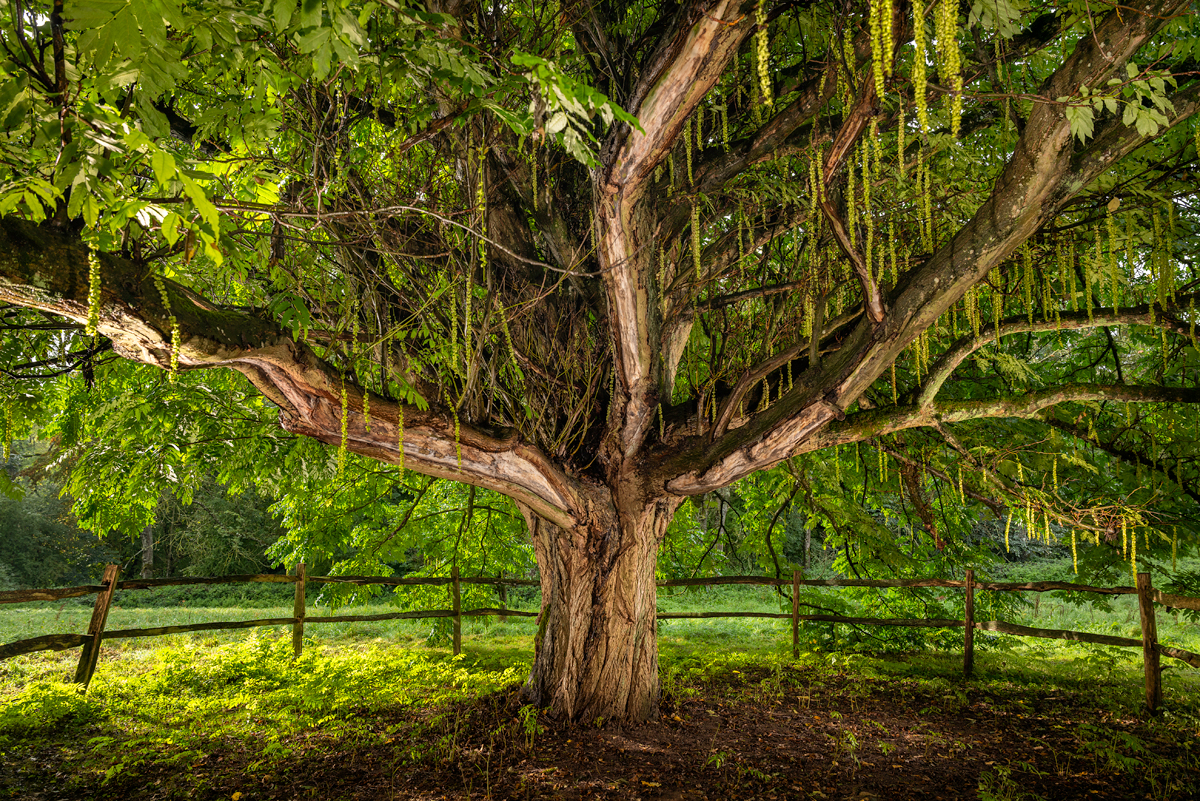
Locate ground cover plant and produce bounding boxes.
[5,0,1200,727]
[2,577,1198,801]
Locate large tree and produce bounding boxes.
[2,0,1200,722]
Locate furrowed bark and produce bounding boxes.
[523,492,682,722]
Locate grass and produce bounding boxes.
[2,576,1200,800]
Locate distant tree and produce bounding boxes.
[2,0,1200,722]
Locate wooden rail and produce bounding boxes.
[1,567,1195,708]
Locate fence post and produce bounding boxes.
[1137,572,1162,711]
[963,568,975,679]
[452,563,462,656]
[792,569,801,658]
[497,572,508,624]
[74,564,120,688]
[292,563,306,659]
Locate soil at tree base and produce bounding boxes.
[2,665,1194,800]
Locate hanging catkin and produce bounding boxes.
[692,202,702,279]
[685,117,694,185]
[869,0,887,95]
[1107,200,1119,313]
[338,373,349,478]
[755,0,772,108]
[2,397,11,461]
[86,245,102,337]
[152,273,180,381]
[912,2,930,135]
[847,147,858,249]
[935,0,963,138]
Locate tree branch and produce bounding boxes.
[597,0,751,458]
[0,217,583,528]
[660,0,1192,497]
[916,297,1197,409]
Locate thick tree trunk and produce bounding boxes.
[522,492,680,723]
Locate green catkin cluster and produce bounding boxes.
[685,118,694,184]
[1087,226,1101,322]
[1072,529,1078,574]
[338,374,349,478]
[397,403,404,476]
[449,280,459,372]
[1022,244,1034,324]
[691,203,702,279]
[888,222,898,285]
[86,245,102,336]
[530,141,538,211]
[869,0,890,96]
[1107,203,1119,313]
[921,147,933,249]
[721,91,730,152]
[755,0,772,108]
[1131,521,1138,583]
[1005,510,1013,552]
[2,397,11,462]
[152,274,180,380]
[847,147,858,249]
[912,3,929,135]
[897,102,906,181]
[863,144,874,280]
[935,0,963,138]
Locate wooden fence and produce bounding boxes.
[2,566,1199,710]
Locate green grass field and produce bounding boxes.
[2,578,1199,800]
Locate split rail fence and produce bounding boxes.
[2,565,1199,710]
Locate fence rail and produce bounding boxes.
[2,566,1198,709]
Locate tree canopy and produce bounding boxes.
[2,0,1200,722]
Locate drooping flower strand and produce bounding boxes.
[912,2,930,135]
[152,274,180,381]
[338,373,349,478]
[935,0,963,138]
[86,245,102,337]
[755,0,772,109]
[1,397,11,462]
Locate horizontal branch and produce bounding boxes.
[1156,644,1200,670]
[0,218,583,528]
[806,383,1200,454]
[917,298,1197,409]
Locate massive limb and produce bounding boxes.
[596,0,751,459]
[0,217,583,528]
[662,0,1196,495]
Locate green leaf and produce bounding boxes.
[151,150,176,186]
[275,0,297,32]
[110,7,143,62]
[299,0,321,29]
